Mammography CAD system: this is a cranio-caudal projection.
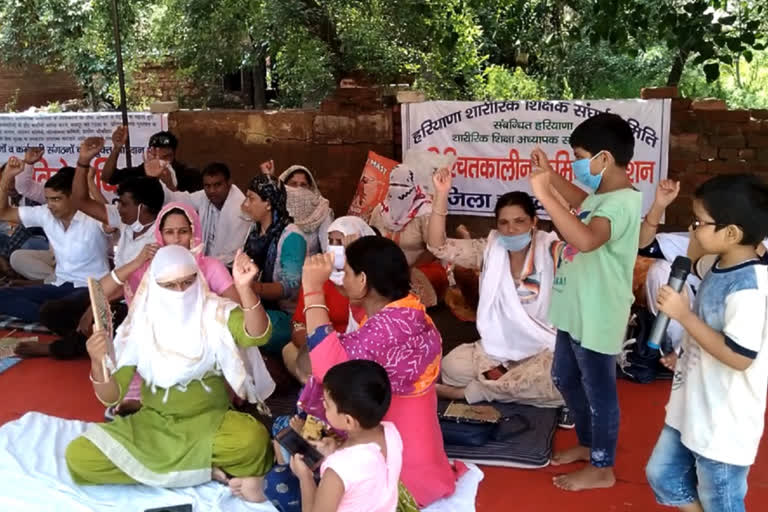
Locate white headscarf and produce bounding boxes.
[114,245,265,403]
[279,165,319,192]
[321,216,376,286]
[379,164,432,232]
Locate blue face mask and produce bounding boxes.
[572,151,605,192]
[498,231,532,252]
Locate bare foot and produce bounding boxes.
[436,383,466,400]
[229,476,266,502]
[14,341,51,357]
[553,465,615,491]
[212,466,229,484]
[550,445,590,466]
[660,353,678,371]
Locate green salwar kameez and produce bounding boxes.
[66,309,274,487]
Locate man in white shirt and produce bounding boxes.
[15,143,164,359]
[161,162,250,266]
[0,152,109,322]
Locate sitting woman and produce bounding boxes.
[241,174,307,354]
[368,164,448,307]
[279,165,334,256]
[299,236,464,507]
[427,168,563,408]
[105,202,242,416]
[282,216,373,383]
[65,245,274,501]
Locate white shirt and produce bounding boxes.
[105,205,155,268]
[162,183,250,265]
[665,260,768,466]
[18,206,110,287]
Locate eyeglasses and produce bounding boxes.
[689,218,736,230]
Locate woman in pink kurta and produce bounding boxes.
[113,202,239,411]
[299,236,465,507]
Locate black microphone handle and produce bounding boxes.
[647,275,687,350]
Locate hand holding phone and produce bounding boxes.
[276,427,325,471]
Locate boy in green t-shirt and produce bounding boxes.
[530,113,642,492]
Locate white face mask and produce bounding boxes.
[328,244,346,270]
[130,204,149,233]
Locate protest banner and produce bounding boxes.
[0,112,168,199]
[401,99,670,217]
[347,151,399,222]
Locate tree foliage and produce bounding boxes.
[0,0,766,109]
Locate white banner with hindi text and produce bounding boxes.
[0,112,168,198]
[402,99,670,217]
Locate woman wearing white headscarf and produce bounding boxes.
[279,165,334,256]
[368,164,448,307]
[65,246,275,502]
[282,216,375,382]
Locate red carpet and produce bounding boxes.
[2,333,767,511]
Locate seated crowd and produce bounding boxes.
[1,111,767,512]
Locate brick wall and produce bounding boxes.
[0,65,81,110]
[130,61,250,108]
[652,87,768,230]
[167,86,768,237]
[168,87,394,214]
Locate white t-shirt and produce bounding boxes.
[18,206,110,287]
[665,260,768,466]
[105,205,155,269]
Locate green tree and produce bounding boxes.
[0,0,151,109]
[571,0,768,85]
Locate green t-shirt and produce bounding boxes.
[548,187,642,355]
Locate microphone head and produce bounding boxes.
[670,256,692,279]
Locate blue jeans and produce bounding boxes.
[646,425,749,510]
[551,329,620,467]
[0,283,86,322]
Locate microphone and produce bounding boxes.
[647,256,692,351]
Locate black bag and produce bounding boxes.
[617,306,664,383]
[438,401,532,447]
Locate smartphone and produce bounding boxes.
[482,363,509,381]
[143,505,192,512]
[276,427,325,471]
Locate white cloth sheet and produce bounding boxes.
[0,413,483,512]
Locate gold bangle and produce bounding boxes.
[303,304,330,315]
[89,370,110,385]
[433,209,448,216]
[243,299,262,311]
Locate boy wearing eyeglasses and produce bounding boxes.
[646,174,768,512]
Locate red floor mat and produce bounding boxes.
[1,334,767,511]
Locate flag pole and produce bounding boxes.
[110,0,132,167]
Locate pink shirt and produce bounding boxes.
[321,422,402,512]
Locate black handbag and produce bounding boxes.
[438,401,502,447]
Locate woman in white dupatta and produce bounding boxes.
[66,246,276,502]
[427,168,563,407]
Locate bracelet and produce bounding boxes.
[76,160,91,168]
[643,217,660,228]
[303,304,330,315]
[243,299,262,311]
[89,370,109,385]
[303,290,323,300]
[432,209,448,216]
[110,270,124,285]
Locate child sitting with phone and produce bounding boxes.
[264,360,404,512]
